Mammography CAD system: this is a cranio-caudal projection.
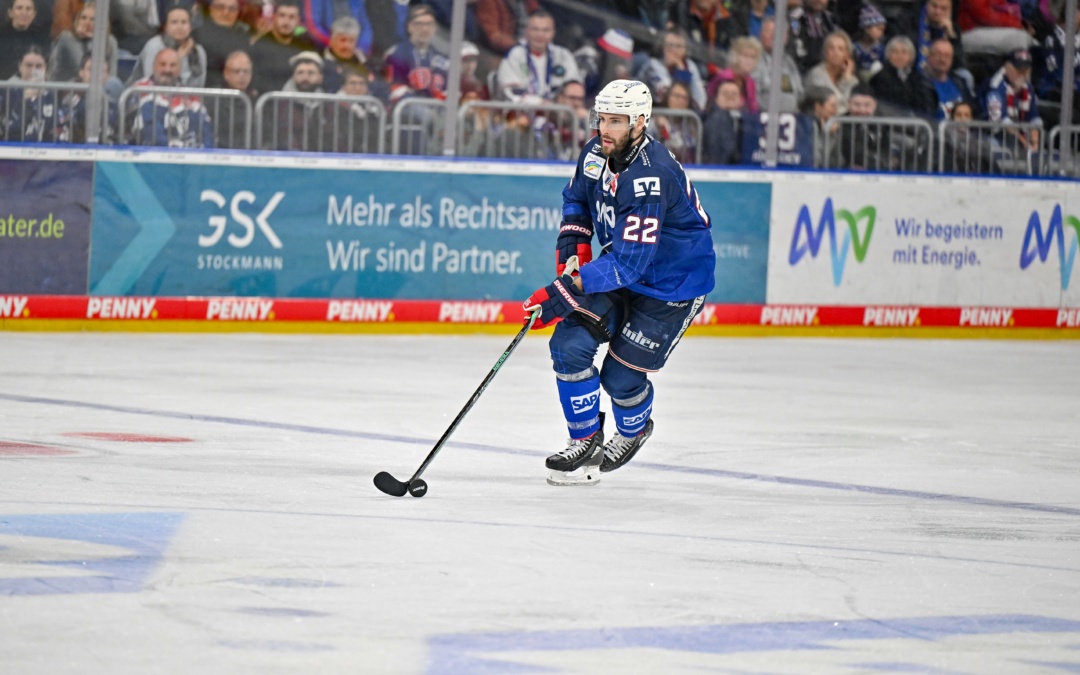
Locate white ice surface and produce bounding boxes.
[1,332,1079,674]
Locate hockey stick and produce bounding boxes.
[373,307,542,498]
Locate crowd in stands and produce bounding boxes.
[0,0,1077,172]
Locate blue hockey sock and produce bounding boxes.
[612,384,653,436]
[556,371,602,439]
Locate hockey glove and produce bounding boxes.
[556,222,593,276]
[523,275,590,330]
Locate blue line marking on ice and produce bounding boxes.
[3,392,1079,518]
[425,615,1080,675]
[0,512,184,595]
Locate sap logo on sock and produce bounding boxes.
[1019,205,1079,290]
[633,177,660,198]
[621,325,660,351]
[789,199,876,286]
[622,406,652,428]
[570,389,601,412]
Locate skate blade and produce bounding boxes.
[546,465,601,486]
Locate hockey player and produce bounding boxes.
[523,79,716,486]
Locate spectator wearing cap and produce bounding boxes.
[790,0,840,73]
[128,48,214,147]
[980,48,1040,127]
[804,30,859,114]
[853,3,886,82]
[916,0,966,73]
[750,16,804,113]
[958,0,1034,56]
[731,0,775,39]
[266,50,334,150]
[636,27,707,110]
[320,16,371,94]
[384,4,449,104]
[924,38,976,119]
[459,41,489,100]
[128,6,208,88]
[249,0,320,93]
[576,28,634,98]
[0,0,50,79]
[673,0,737,65]
[870,35,939,118]
[495,9,581,103]
[194,0,251,89]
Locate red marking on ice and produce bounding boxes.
[61,433,194,443]
[0,441,78,456]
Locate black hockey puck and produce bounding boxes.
[408,479,428,498]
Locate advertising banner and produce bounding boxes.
[0,159,92,295]
[90,161,769,303]
[767,175,1080,308]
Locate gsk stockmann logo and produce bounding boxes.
[789,199,876,286]
[1019,205,1079,290]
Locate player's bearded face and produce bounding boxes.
[598,114,633,157]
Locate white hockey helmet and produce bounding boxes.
[590,79,652,130]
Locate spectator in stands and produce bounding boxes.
[941,99,996,171]
[128,47,214,147]
[384,4,448,105]
[249,0,319,93]
[1035,8,1080,126]
[302,0,367,53]
[916,0,966,74]
[459,40,489,100]
[726,36,763,113]
[853,3,886,82]
[476,0,538,65]
[958,0,1035,56]
[194,0,250,89]
[637,28,707,110]
[495,9,581,103]
[649,80,699,164]
[334,68,383,152]
[702,77,743,164]
[575,27,634,98]
[128,6,207,88]
[805,30,859,114]
[790,0,839,73]
[0,45,57,141]
[321,16,370,94]
[981,48,1041,150]
[731,0,775,39]
[267,50,331,150]
[925,38,976,118]
[673,0,737,66]
[58,53,119,143]
[459,86,496,157]
[48,2,119,83]
[751,16,804,113]
[800,85,839,165]
[0,0,51,79]
[871,35,939,117]
[215,49,256,148]
[827,83,892,169]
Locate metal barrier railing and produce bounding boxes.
[822,116,935,172]
[0,81,113,144]
[390,98,447,156]
[1044,125,1080,177]
[648,107,704,165]
[119,85,242,148]
[255,91,385,154]
[456,101,579,160]
[937,119,1044,176]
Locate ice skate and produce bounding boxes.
[546,413,605,486]
[600,419,654,473]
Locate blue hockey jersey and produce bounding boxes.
[562,135,716,301]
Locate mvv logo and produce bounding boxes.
[1019,205,1079,290]
[789,199,876,287]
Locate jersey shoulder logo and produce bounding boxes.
[633,176,661,198]
[583,152,604,180]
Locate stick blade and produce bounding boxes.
[373,471,409,497]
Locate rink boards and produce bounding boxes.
[0,145,1078,336]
